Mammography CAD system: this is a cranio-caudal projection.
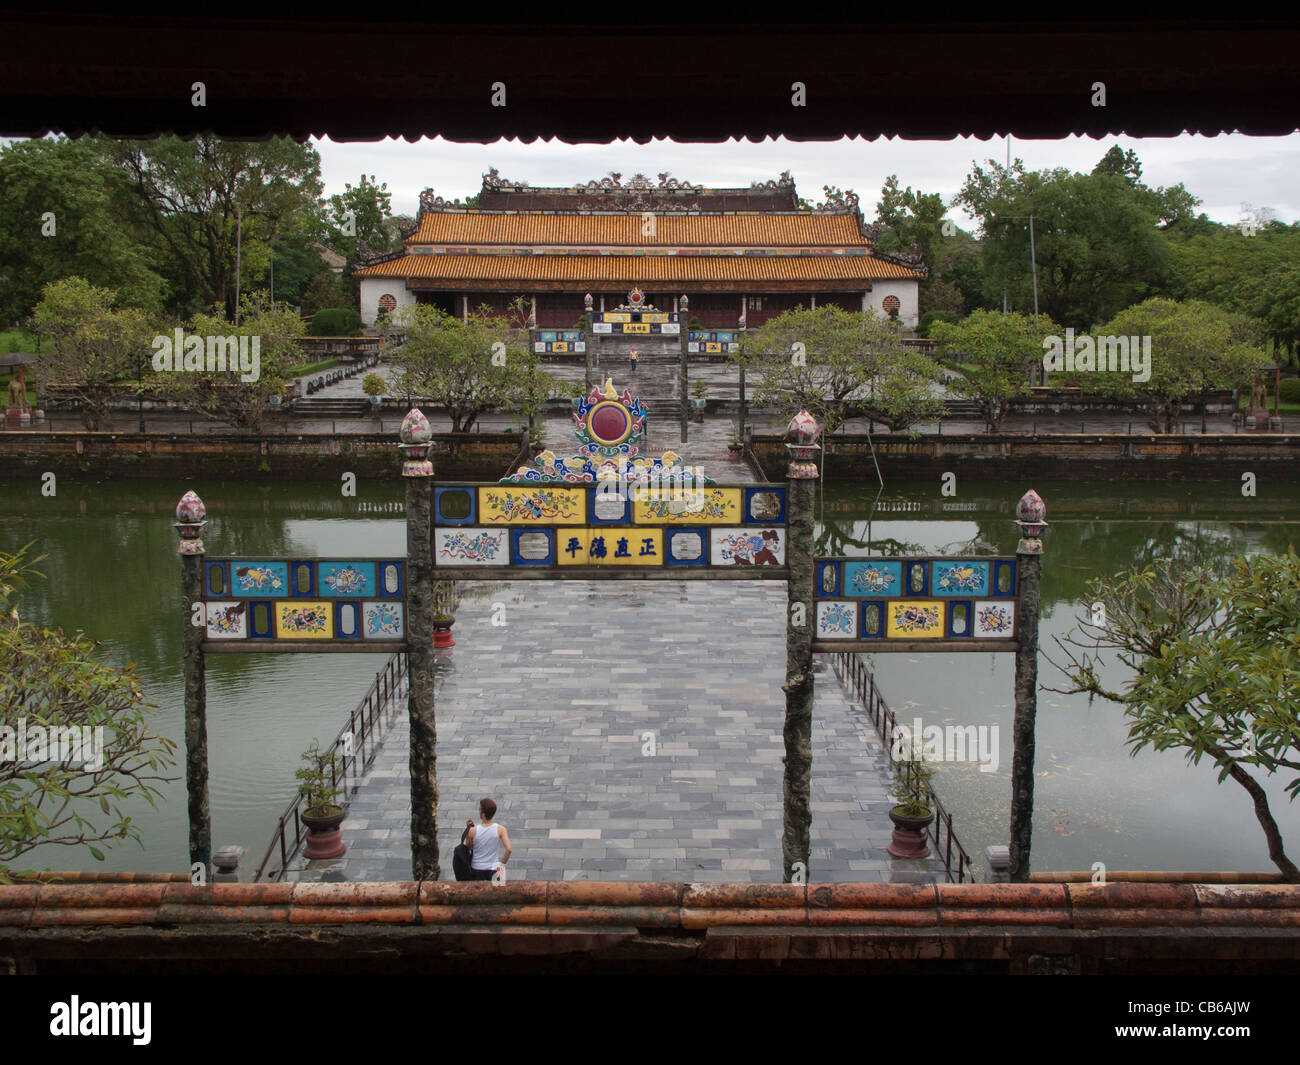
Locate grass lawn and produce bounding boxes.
[286,357,341,377]
[0,328,40,353]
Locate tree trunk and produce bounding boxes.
[1226,758,1300,882]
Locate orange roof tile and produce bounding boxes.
[410,211,869,247]
[356,253,922,283]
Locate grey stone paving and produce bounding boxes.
[284,579,948,884]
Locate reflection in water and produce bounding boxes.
[1,477,1296,877]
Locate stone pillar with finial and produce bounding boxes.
[1008,488,1047,883]
[738,306,748,442]
[678,293,689,444]
[400,408,440,882]
[782,411,820,882]
[584,292,595,390]
[174,489,211,878]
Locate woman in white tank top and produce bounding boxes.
[465,797,512,881]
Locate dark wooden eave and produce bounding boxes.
[0,15,1297,141]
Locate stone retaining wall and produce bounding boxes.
[753,433,1300,482]
[0,432,522,482]
[2,881,1296,974]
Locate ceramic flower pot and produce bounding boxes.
[301,806,346,860]
[886,805,934,859]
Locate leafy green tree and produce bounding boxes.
[112,135,324,318]
[1047,550,1300,882]
[0,137,166,322]
[740,305,946,433]
[31,277,154,431]
[1168,223,1300,368]
[0,543,178,882]
[930,310,1056,431]
[389,304,560,433]
[300,270,355,316]
[160,296,306,432]
[1079,298,1273,432]
[954,152,1190,328]
[326,174,394,264]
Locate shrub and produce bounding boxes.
[1278,377,1300,404]
[309,307,362,337]
[918,309,960,337]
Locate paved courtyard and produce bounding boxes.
[284,579,949,884]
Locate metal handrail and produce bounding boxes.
[253,651,408,882]
[830,651,977,883]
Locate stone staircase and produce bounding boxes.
[292,396,373,418]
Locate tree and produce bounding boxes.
[388,304,558,433]
[300,270,355,316]
[161,295,306,433]
[1082,298,1273,432]
[326,174,394,265]
[0,543,178,882]
[1168,222,1300,368]
[31,277,154,431]
[740,305,946,433]
[929,310,1056,431]
[113,135,324,318]
[1046,550,1300,882]
[0,137,166,323]
[953,152,1189,328]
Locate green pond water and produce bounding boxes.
[1,475,1297,879]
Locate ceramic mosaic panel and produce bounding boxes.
[974,600,1016,638]
[364,601,405,639]
[436,528,509,565]
[932,560,990,597]
[479,486,585,524]
[710,527,785,567]
[275,601,334,639]
[557,528,664,566]
[231,561,289,597]
[886,600,944,639]
[843,560,903,597]
[816,601,857,639]
[205,601,248,639]
[666,530,707,565]
[317,561,376,597]
[634,488,740,524]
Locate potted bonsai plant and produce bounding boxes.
[727,419,744,458]
[886,756,935,859]
[690,379,708,419]
[362,371,387,407]
[432,577,456,648]
[296,738,347,860]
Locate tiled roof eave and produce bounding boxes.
[355,253,923,283]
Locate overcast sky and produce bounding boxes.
[313,132,1300,231]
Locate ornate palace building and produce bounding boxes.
[355,170,925,332]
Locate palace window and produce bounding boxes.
[748,297,763,311]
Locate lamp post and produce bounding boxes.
[136,351,146,433]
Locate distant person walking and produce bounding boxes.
[628,347,638,373]
[464,797,512,881]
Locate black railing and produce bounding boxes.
[830,651,977,883]
[253,651,408,882]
